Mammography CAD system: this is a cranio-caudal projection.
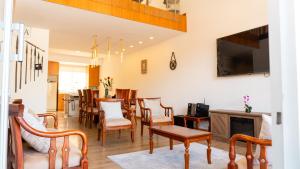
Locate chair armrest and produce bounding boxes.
[228,134,272,169]
[37,113,58,129]
[16,116,88,168]
[140,107,153,123]
[123,107,135,125]
[160,104,174,120]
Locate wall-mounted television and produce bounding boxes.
[217,25,269,77]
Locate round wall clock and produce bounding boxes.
[169,52,177,70]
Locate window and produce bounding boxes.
[59,64,88,93]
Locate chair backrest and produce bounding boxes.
[137,97,161,109]
[9,103,25,169]
[83,89,88,105]
[228,134,272,169]
[86,89,93,107]
[78,89,83,108]
[92,90,99,107]
[97,98,124,110]
[130,90,137,105]
[115,89,130,108]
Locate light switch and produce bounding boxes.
[276,112,282,125]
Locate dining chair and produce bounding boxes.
[78,89,86,124]
[85,89,99,128]
[137,97,174,136]
[96,98,135,146]
[115,89,130,108]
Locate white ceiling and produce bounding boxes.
[14,0,183,57]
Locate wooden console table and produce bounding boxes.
[210,110,271,139]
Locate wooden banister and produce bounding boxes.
[228,134,272,169]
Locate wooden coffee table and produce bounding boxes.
[149,125,212,169]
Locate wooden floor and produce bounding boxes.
[55,112,246,169]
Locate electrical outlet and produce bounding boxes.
[276,112,282,125]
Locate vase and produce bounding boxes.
[245,106,252,113]
[105,88,109,98]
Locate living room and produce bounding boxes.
[1,0,299,169]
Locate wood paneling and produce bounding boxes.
[58,93,65,111]
[89,66,100,88]
[48,61,59,75]
[46,0,187,32]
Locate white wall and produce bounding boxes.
[10,27,49,113]
[49,53,91,65]
[102,0,270,115]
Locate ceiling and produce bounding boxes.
[14,0,183,58]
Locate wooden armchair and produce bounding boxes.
[137,97,174,136]
[228,134,272,169]
[8,103,88,169]
[96,98,135,146]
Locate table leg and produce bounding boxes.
[207,136,212,164]
[169,139,173,150]
[184,140,190,169]
[149,128,153,154]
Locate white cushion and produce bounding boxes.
[152,115,172,123]
[254,114,272,165]
[23,140,81,169]
[101,102,124,120]
[144,99,165,117]
[25,106,44,124]
[106,118,132,127]
[21,108,50,153]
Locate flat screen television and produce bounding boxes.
[217,25,270,77]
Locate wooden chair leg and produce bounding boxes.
[131,128,135,143]
[141,123,144,136]
[79,110,82,123]
[89,114,93,129]
[85,112,90,128]
[101,130,106,146]
[97,128,101,141]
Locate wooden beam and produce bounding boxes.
[46,0,187,32]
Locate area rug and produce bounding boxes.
[108,143,243,169]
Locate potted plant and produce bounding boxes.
[243,95,252,113]
[100,77,113,98]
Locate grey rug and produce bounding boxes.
[108,143,243,169]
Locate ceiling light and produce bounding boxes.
[75,50,81,53]
[138,41,143,44]
[122,48,126,52]
[115,51,119,55]
[129,45,134,48]
[149,36,154,40]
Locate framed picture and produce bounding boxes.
[141,59,147,74]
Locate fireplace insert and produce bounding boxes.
[230,117,254,137]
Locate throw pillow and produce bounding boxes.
[100,102,124,120]
[254,114,272,165]
[21,108,50,153]
[143,99,165,117]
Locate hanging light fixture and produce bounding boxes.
[107,37,111,61]
[120,39,125,63]
[91,35,99,68]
